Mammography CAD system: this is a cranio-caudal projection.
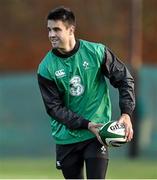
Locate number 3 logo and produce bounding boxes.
[70,76,84,96]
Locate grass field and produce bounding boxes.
[0,157,157,179]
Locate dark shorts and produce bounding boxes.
[56,137,109,169]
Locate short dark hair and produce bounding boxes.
[47,6,76,26]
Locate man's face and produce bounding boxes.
[47,20,74,49]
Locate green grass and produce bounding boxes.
[0,157,63,179]
[0,157,157,179]
[107,158,157,179]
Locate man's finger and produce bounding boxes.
[95,123,103,128]
[127,128,134,142]
[96,134,104,145]
[117,119,124,124]
[125,127,128,141]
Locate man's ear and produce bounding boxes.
[69,25,75,35]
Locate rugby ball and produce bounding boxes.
[99,121,127,147]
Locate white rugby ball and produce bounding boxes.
[99,121,127,147]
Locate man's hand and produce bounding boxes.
[88,122,104,145]
[118,114,133,142]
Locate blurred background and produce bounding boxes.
[0,0,157,179]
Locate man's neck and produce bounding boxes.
[58,38,76,54]
[52,39,80,58]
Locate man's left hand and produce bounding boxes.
[88,122,104,145]
[117,113,133,142]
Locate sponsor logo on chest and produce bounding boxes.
[55,69,66,78]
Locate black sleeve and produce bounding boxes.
[101,47,135,117]
[37,74,90,130]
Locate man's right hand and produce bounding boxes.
[88,122,104,145]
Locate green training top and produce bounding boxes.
[38,39,111,144]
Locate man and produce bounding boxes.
[37,6,135,179]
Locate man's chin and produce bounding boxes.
[51,44,57,47]
[51,42,60,49]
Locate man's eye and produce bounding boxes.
[53,28,61,32]
[47,28,51,32]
